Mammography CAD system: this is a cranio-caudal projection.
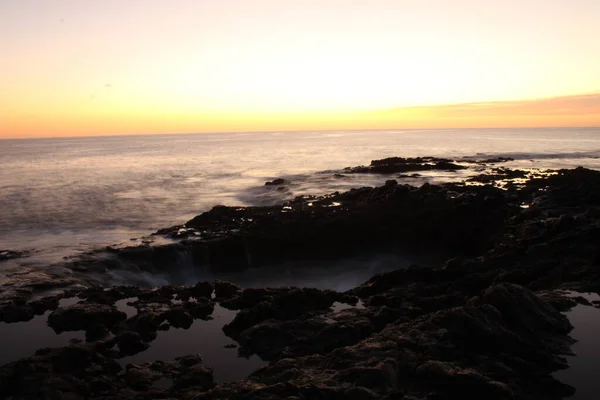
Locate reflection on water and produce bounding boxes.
[0,300,266,382]
[554,291,600,400]
[114,297,138,318]
[331,300,365,312]
[120,304,267,383]
[0,312,84,367]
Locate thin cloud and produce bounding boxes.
[381,93,600,118]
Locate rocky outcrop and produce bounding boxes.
[346,156,468,174]
[48,303,127,333]
[0,346,214,399]
[195,284,574,400]
[0,250,28,262]
[3,163,600,398]
[264,178,288,186]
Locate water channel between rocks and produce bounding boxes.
[0,293,366,383]
[554,291,600,400]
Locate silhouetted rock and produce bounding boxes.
[117,331,149,355]
[5,163,600,399]
[264,178,287,186]
[347,156,467,174]
[48,303,127,333]
[0,303,34,323]
[0,250,27,262]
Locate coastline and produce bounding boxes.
[2,156,600,398]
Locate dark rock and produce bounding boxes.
[479,283,572,335]
[176,354,203,367]
[28,297,60,315]
[124,364,160,390]
[0,249,27,262]
[191,281,213,299]
[164,307,193,329]
[223,288,342,339]
[184,298,215,319]
[117,331,149,356]
[0,303,34,323]
[348,156,467,174]
[172,364,214,391]
[48,303,127,333]
[214,280,242,299]
[265,178,287,186]
[7,162,600,399]
[117,313,160,341]
[85,324,109,342]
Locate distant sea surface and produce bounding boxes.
[2,128,600,260]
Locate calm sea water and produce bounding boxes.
[2,128,600,258]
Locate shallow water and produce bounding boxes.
[120,304,267,383]
[0,310,84,366]
[554,292,600,399]
[0,298,266,382]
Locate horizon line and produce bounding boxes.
[2,125,600,141]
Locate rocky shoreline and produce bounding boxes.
[2,156,600,399]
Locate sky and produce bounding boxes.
[1,0,600,138]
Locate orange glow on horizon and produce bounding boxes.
[2,1,600,138]
[2,93,600,139]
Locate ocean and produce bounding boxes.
[2,127,600,262]
[2,127,600,390]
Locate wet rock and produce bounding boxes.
[48,303,127,333]
[176,354,203,367]
[223,288,343,338]
[0,249,27,262]
[479,283,572,335]
[117,331,149,356]
[234,308,376,360]
[6,163,600,399]
[467,167,528,185]
[204,284,574,399]
[28,296,60,315]
[219,287,287,310]
[183,298,215,319]
[85,324,109,342]
[124,364,161,390]
[265,178,288,186]
[0,303,34,323]
[348,156,467,174]
[190,281,214,299]
[462,156,515,164]
[172,364,214,391]
[81,286,142,305]
[0,345,121,399]
[214,280,242,299]
[164,307,193,329]
[117,313,160,342]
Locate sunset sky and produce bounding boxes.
[2,0,600,138]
